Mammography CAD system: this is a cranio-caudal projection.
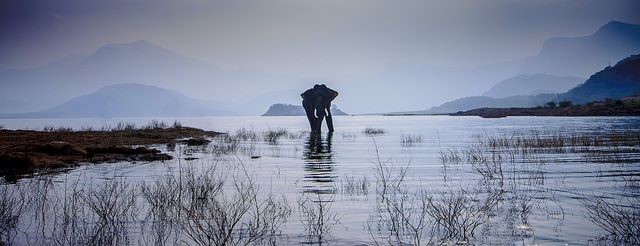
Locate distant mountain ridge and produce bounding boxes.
[521,21,640,77]
[0,83,230,118]
[0,40,295,114]
[482,74,583,98]
[424,21,640,114]
[560,53,640,104]
[425,73,580,113]
[427,53,640,114]
[425,94,556,114]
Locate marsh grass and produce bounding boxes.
[207,128,305,157]
[427,188,500,243]
[175,165,291,245]
[209,134,241,156]
[474,130,640,156]
[139,174,181,245]
[39,120,185,133]
[141,163,291,246]
[110,122,137,131]
[140,120,169,130]
[208,134,261,157]
[440,129,640,180]
[0,159,291,245]
[335,175,370,196]
[439,147,462,163]
[401,134,423,147]
[435,129,640,243]
[3,176,139,246]
[621,176,640,190]
[368,145,500,245]
[364,128,385,136]
[298,193,340,243]
[263,128,288,144]
[43,126,73,132]
[235,128,259,142]
[583,196,640,245]
[78,179,137,245]
[0,184,28,244]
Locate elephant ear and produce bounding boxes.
[328,89,338,101]
[301,88,313,99]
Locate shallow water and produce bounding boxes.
[2,115,640,245]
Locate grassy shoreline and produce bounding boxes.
[0,122,219,178]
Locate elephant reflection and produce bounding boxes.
[303,132,335,194]
[301,84,339,133]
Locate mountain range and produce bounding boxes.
[425,74,580,113]
[425,94,557,114]
[482,74,583,98]
[560,54,640,104]
[521,21,640,77]
[424,21,640,114]
[0,83,231,118]
[0,40,296,115]
[426,53,640,114]
[1,21,638,117]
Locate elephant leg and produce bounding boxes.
[325,108,334,132]
[314,114,325,133]
[303,101,316,131]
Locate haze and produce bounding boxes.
[1,0,639,114]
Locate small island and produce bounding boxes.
[262,103,348,116]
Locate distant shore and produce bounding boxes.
[0,123,219,179]
[451,98,640,118]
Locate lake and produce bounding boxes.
[1,115,639,245]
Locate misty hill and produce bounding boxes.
[0,40,294,114]
[560,54,640,104]
[262,104,348,116]
[0,83,230,118]
[482,74,583,98]
[425,94,556,114]
[521,21,640,77]
[428,53,640,114]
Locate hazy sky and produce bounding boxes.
[1,0,639,112]
[2,0,639,72]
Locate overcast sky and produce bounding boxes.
[1,0,639,112]
[2,0,638,72]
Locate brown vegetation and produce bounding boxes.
[0,123,219,176]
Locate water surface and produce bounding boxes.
[2,115,639,245]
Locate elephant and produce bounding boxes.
[301,84,339,133]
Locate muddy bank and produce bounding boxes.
[0,126,219,177]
